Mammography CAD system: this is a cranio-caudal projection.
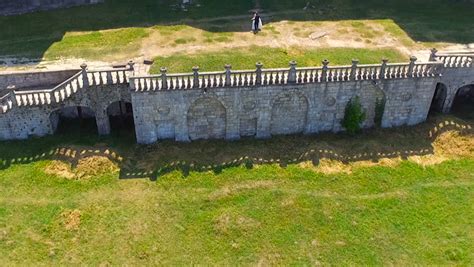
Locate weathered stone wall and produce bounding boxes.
[0,69,80,90]
[0,57,471,144]
[438,67,474,112]
[0,83,130,140]
[132,77,439,144]
[0,0,103,16]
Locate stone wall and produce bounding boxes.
[0,69,80,90]
[132,77,439,144]
[0,83,130,140]
[0,0,103,16]
[0,54,472,144]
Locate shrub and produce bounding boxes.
[342,96,366,135]
[374,97,386,127]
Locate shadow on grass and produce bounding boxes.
[0,112,472,181]
[0,0,473,61]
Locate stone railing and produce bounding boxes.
[130,57,443,92]
[0,63,134,114]
[429,48,474,68]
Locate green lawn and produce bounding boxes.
[150,47,407,73]
[0,113,473,265]
[0,0,473,59]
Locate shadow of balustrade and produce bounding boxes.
[0,114,472,180]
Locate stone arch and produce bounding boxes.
[187,97,227,140]
[270,91,309,135]
[451,84,474,117]
[49,106,97,134]
[429,82,448,114]
[106,100,135,135]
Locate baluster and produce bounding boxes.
[201,74,206,88]
[206,74,211,87]
[98,72,103,85]
[236,73,240,86]
[179,76,184,89]
[105,71,112,84]
[275,71,281,84]
[186,76,190,89]
[75,78,81,91]
[262,72,268,85]
[393,66,399,78]
[455,56,461,67]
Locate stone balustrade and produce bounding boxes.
[0,63,133,114]
[429,48,473,68]
[130,58,443,92]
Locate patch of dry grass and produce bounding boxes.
[45,156,119,180]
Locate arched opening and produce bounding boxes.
[429,83,448,115]
[451,84,474,120]
[271,92,309,135]
[106,101,135,136]
[50,106,97,135]
[187,97,226,140]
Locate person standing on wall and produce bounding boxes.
[252,12,263,34]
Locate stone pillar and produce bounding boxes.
[160,67,168,89]
[322,59,330,82]
[408,56,417,77]
[225,64,232,86]
[429,48,438,62]
[350,59,359,80]
[81,63,89,88]
[380,59,388,80]
[128,60,135,71]
[96,110,111,136]
[192,66,200,88]
[255,62,263,85]
[288,61,297,83]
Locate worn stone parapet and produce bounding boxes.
[0,50,473,144]
[430,49,473,68]
[0,65,133,114]
[130,60,443,92]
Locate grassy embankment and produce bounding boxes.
[0,112,473,265]
[0,0,472,61]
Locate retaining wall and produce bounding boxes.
[132,78,439,144]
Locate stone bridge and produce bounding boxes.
[0,50,472,144]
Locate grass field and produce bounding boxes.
[0,111,473,265]
[0,0,473,62]
[150,46,407,73]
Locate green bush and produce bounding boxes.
[342,96,366,135]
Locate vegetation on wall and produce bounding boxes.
[342,96,366,135]
[374,97,386,127]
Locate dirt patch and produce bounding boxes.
[45,156,119,180]
[299,157,400,175]
[61,209,81,231]
[433,130,474,158]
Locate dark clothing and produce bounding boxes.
[254,15,261,31]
